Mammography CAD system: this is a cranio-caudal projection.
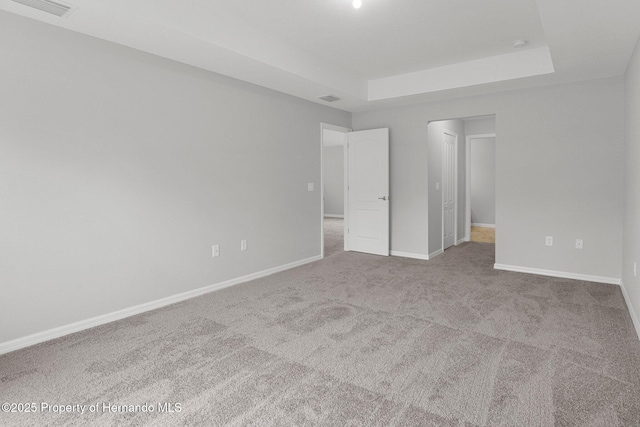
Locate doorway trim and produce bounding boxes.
[320,123,350,258]
[465,133,496,242]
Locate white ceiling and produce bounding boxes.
[2,0,639,112]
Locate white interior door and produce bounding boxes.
[443,131,456,250]
[346,128,389,256]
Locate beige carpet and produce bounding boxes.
[2,218,639,426]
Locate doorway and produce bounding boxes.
[427,115,496,258]
[466,134,496,243]
[321,123,349,258]
[320,124,390,258]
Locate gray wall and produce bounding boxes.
[0,12,350,345]
[427,119,466,255]
[470,137,496,225]
[353,77,624,280]
[465,116,496,136]
[322,145,344,216]
[623,35,640,334]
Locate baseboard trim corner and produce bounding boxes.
[0,255,322,356]
[429,249,444,259]
[620,280,640,340]
[390,250,429,260]
[493,263,621,285]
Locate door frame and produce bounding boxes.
[465,133,496,242]
[320,123,351,258]
[441,129,458,252]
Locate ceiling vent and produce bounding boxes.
[318,95,340,103]
[11,0,74,17]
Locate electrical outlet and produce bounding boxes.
[212,244,220,257]
[575,239,583,249]
[545,236,553,246]
[241,240,247,251]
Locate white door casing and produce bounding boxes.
[346,128,389,256]
[442,131,456,250]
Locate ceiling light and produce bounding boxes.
[353,0,362,9]
[513,40,527,49]
[10,0,74,17]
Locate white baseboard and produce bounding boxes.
[390,250,429,260]
[429,249,444,259]
[471,223,495,228]
[620,280,640,340]
[324,214,344,218]
[493,263,621,285]
[456,239,465,245]
[0,255,322,356]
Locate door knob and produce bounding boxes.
[378,196,388,201]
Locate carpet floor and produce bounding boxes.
[2,218,639,426]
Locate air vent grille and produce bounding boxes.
[318,95,340,103]
[11,0,73,17]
